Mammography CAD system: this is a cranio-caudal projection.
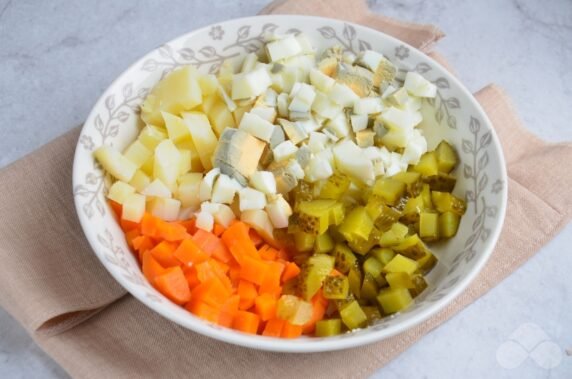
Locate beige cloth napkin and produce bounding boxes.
[0,1,571,378]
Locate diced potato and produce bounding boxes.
[123,140,152,168]
[94,146,137,182]
[177,172,202,210]
[195,210,214,232]
[122,193,146,222]
[107,181,135,204]
[240,209,274,242]
[182,111,218,170]
[162,111,191,143]
[153,139,181,191]
[128,170,151,192]
[148,197,181,222]
[141,65,202,126]
[138,125,167,150]
[142,178,172,198]
[198,74,218,96]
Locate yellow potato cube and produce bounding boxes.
[141,65,202,126]
[138,125,167,150]
[122,193,146,222]
[153,140,181,191]
[128,170,151,192]
[183,111,218,170]
[162,112,191,143]
[123,140,152,168]
[94,146,137,182]
[107,181,135,204]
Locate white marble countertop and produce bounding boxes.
[1,0,571,378]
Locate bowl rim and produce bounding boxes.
[73,14,508,353]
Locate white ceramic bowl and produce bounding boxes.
[73,15,507,352]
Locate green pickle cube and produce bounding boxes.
[315,319,342,337]
[376,287,413,314]
[340,300,368,330]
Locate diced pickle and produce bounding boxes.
[400,196,425,224]
[338,207,374,243]
[320,173,351,200]
[420,183,434,209]
[315,319,342,337]
[339,300,368,330]
[431,191,466,215]
[409,274,428,298]
[376,287,413,314]
[412,151,439,177]
[372,178,406,205]
[370,248,395,266]
[423,173,456,192]
[294,231,316,252]
[392,171,422,196]
[334,243,357,274]
[360,274,379,301]
[386,272,414,289]
[363,257,384,279]
[366,198,402,231]
[323,275,350,300]
[439,211,461,238]
[378,222,409,246]
[383,254,418,275]
[393,234,430,260]
[299,254,335,300]
[314,232,334,253]
[297,199,344,234]
[362,306,383,323]
[348,235,377,256]
[416,252,437,274]
[435,141,458,173]
[348,266,362,298]
[419,212,439,241]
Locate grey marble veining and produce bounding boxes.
[1,0,571,378]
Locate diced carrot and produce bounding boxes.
[183,266,200,289]
[259,246,278,261]
[249,228,264,247]
[141,213,158,237]
[149,241,180,268]
[330,268,343,277]
[108,200,122,219]
[132,235,155,254]
[276,248,290,261]
[254,294,277,321]
[210,259,229,275]
[142,250,167,284]
[259,261,284,296]
[191,277,231,308]
[193,229,233,263]
[281,322,303,338]
[281,262,301,283]
[262,318,285,337]
[195,260,217,283]
[237,280,257,310]
[157,221,189,241]
[218,294,240,327]
[120,218,140,233]
[173,239,209,266]
[239,255,268,285]
[154,266,191,305]
[213,223,225,237]
[232,311,260,334]
[185,301,219,323]
[124,229,140,249]
[178,219,197,235]
[222,222,259,264]
[228,266,241,288]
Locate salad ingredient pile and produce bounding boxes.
[95,31,466,337]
